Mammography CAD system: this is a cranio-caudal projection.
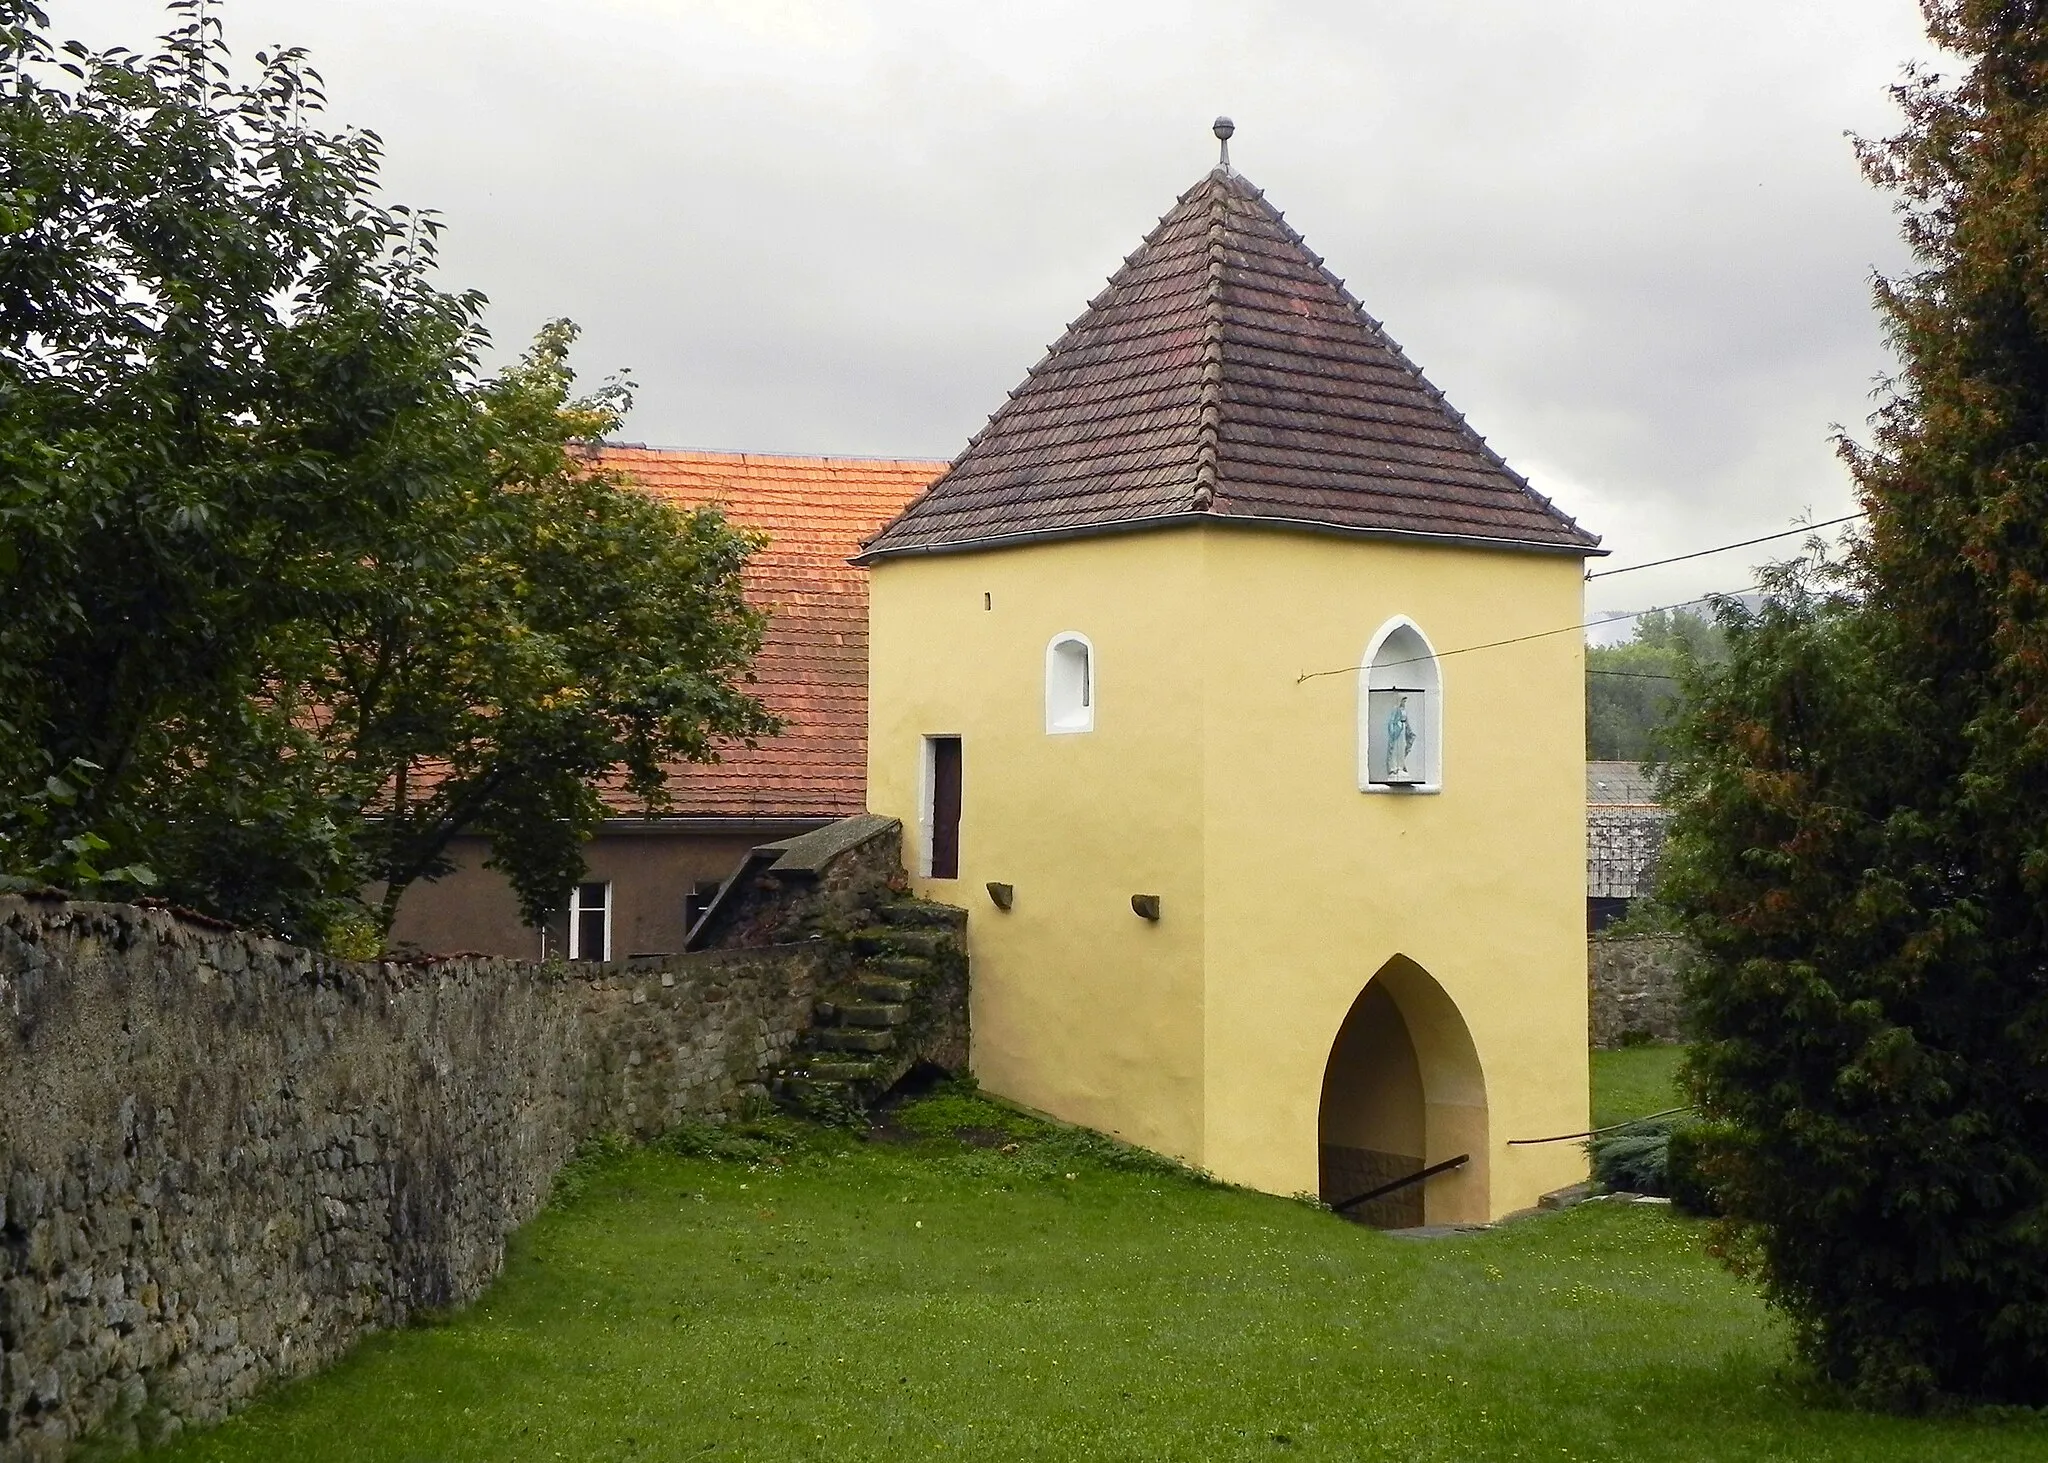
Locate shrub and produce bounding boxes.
[1591,1130,1669,1196]
[1590,1116,1721,1215]
[1590,1115,1688,1197]
[1662,1124,1720,1218]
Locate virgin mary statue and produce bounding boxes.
[1384,694,1417,780]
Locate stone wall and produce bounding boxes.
[1588,934,1692,1049]
[0,819,965,1460]
[688,813,909,952]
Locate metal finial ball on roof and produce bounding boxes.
[1213,116,1235,170]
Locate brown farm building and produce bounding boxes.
[386,446,944,960]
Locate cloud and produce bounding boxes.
[56,0,1938,601]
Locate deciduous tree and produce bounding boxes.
[309,323,778,936]
[1586,608,1723,761]
[0,2,775,945]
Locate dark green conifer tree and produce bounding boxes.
[1662,0,2048,1406]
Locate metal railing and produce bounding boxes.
[1331,1152,1470,1216]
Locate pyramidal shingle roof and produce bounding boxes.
[858,167,1600,561]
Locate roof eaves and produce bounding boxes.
[853,509,1610,565]
[595,814,837,835]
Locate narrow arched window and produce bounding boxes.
[1045,633,1095,734]
[1360,618,1442,792]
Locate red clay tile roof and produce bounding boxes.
[600,447,943,818]
[860,168,1600,561]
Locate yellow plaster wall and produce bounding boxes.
[867,524,1590,1218]
[864,534,1211,1164]
[1196,530,1589,1219]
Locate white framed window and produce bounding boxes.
[1359,617,1443,794]
[1045,632,1095,734]
[568,880,612,961]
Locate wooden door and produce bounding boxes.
[929,736,962,879]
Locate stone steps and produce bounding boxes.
[863,954,933,983]
[774,1069,881,1112]
[852,927,951,960]
[767,892,968,1117]
[774,1076,848,1107]
[878,900,968,932]
[811,1026,894,1053]
[856,975,915,1004]
[839,1002,908,1028]
[810,998,909,1029]
[788,1056,886,1082]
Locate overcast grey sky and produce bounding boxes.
[64,1,1939,609]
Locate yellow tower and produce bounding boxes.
[860,132,1601,1224]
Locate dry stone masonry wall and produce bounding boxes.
[1588,934,1692,1048]
[0,819,965,1460]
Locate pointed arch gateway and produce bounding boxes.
[1318,956,1489,1227]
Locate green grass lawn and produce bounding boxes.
[138,1075,2048,1463]
[1590,1044,1687,1130]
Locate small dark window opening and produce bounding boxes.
[1587,896,1632,934]
[928,736,963,879]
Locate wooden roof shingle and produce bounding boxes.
[859,167,1599,561]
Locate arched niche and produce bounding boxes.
[1358,617,1442,793]
[1318,955,1488,1226]
[1045,631,1095,734]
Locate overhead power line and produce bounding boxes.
[1294,512,1861,684]
[1585,512,1865,582]
[1296,588,1757,684]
